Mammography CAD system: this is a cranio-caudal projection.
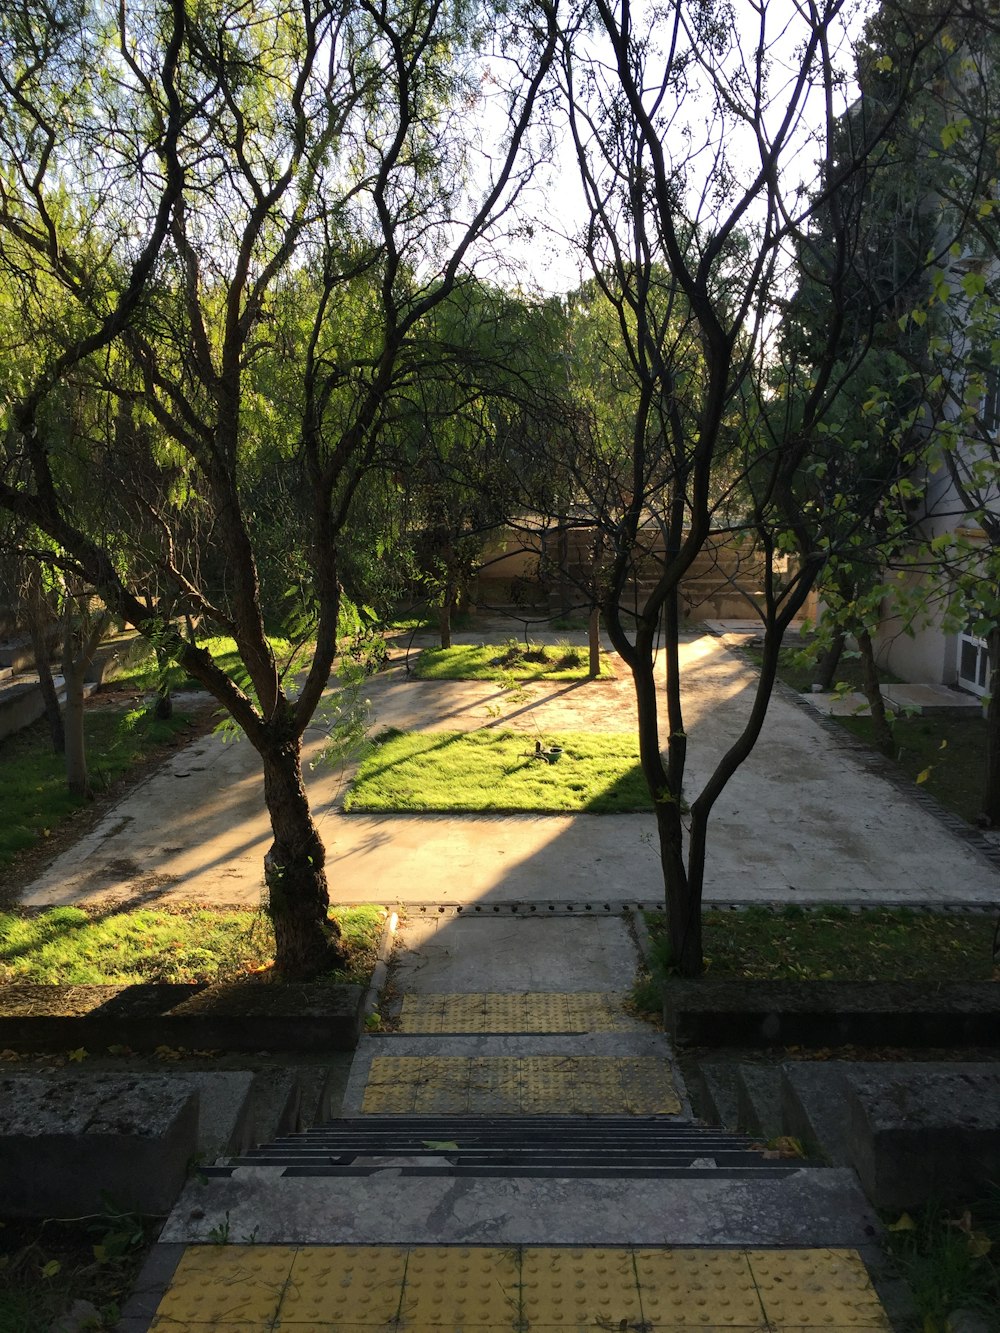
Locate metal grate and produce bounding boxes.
[205,1115,804,1180]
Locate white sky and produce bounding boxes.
[485,0,876,295]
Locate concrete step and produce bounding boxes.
[161,1165,882,1247]
[694,1061,740,1129]
[780,1062,853,1165]
[735,1064,783,1138]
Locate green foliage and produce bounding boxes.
[345,728,650,814]
[0,904,385,985]
[885,1193,1000,1329]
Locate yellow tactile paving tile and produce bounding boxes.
[521,1246,641,1329]
[150,1244,293,1326]
[152,1246,893,1331]
[635,1248,764,1326]
[745,1249,891,1327]
[397,1245,521,1328]
[277,1245,408,1325]
[362,1055,681,1115]
[397,992,630,1033]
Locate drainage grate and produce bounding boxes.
[205,1115,804,1180]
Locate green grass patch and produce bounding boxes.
[109,634,305,693]
[643,905,998,983]
[0,903,385,986]
[0,709,193,871]
[412,640,610,682]
[345,729,650,813]
[839,713,984,826]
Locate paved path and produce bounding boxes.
[22,632,999,910]
[128,912,897,1329]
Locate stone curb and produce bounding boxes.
[0,981,365,1054]
[663,979,1000,1048]
[364,911,399,1019]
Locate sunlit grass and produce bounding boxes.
[413,640,611,682]
[344,728,651,813]
[0,903,385,986]
[110,634,306,693]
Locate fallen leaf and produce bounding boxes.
[41,1260,61,1278]
[422,1140,460,1150]
[888,1212,917,1232]
[68,1047,88,1063]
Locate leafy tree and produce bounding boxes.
[554,0,966,974]
[0,0,559,975]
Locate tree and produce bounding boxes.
[554,0,965,974]
[0,0,559,975]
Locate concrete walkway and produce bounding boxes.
[129,912,897,1329]
[21,632,1000,911]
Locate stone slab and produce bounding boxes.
[392,914,640,995]
[846,1064,1000,1210]
[663,980,1000,1047]
[0,981,364,1053]
[735,1064,783,1138]
[161,1166,881,1247]
[0,1074,198,1216]
[780,1062,853,1164]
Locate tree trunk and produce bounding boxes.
[438,588,453,650]
[588,606,601,678]
[982,627,1000,827]
[25,563,64,753]
[657,802,703,976]
[61,608,109,800]
[261,733,347,978]
[813,630,845,691]
[30,617,64,754]
[631,636,703,977]
[857,627,894,757]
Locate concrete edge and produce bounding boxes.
[114,1241,186,1333]
[364,911,399,1020]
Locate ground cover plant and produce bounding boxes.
[0,1208,158,1333]
[884,1191,1000,1332]
[344,728,649,813]
[412,640,611,682]
[0,709,194,874]
[643,905,998,984]
[0,904,385,986]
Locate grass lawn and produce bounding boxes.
[644,905,998,983]
[0,708,194,873]
[0,903,385,986]
[413,641,611,682]
[107,633,305,694]
[345,728,650,813]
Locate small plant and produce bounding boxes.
[206,1212,231,1245]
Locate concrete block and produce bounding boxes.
[735,1064,783,1138]
[695,1061,740,1129]
[180,1071,256,1162]
[0,1075,198,1217]
[846,1064,1000,1210]
[780,1062,853,1164]
[663,980,1000,1047]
